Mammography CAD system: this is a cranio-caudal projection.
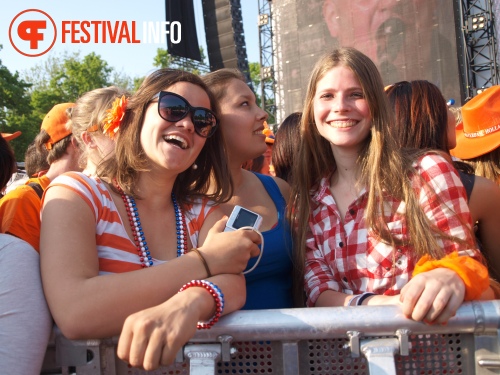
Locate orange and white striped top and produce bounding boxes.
[43,172,217,274]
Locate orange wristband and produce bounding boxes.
[413,252,489,301]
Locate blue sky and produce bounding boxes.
[0,1,260,79]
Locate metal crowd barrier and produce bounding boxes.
[42,300,500,375]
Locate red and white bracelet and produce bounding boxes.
[178,280,225,329]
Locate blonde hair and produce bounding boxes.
[463,149,500,185]
[289,48,473,305]
[69,86,130,169]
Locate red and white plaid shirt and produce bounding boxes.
[304,153,478,307]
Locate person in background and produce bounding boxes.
[40,69,261,371]
[203,69,294,310]
[2,131,27,193]
[69,86,130,176]
[272,112,302,184]
[386,80,500,284]
[0,133,52,373]
[0,103,81,252]
[290,48,492,322]
[262,121,275,176]
[450,85,500,185]
[24,140,50,178]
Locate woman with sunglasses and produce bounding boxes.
[202,69,294,309]
[40,69,261,370]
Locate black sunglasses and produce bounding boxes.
[152,91,219,138]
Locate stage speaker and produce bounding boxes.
[202,0,250,79]
[165,0,201,61]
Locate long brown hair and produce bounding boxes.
[386,80,450,151]
[272,112,302,183]
[386,80,474,175]
[98,69,232,205]
[289,48,473,305]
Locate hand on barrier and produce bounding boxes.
[117,273,245,371]
[117,285,214,370]
[399,267,465,324]
[198,216,262,275]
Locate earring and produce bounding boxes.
[192,163,198,170]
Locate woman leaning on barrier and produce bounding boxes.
[289,48,494,324]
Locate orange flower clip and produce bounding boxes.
[103,95,128,139]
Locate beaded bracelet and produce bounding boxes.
[178,280,225,329]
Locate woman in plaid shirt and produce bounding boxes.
[289,47,492,324]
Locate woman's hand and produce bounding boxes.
[198,217,262,275]
[117,274,245,371]
[117,287,208,370]
[399,268,465,324]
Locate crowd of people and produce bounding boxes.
[1,47,499,372]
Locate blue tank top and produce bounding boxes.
[242,173,294,310]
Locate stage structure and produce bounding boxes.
[201,0,252,86]
[271,0,491,117]
[258,0,277,126]
[457,0,499,101]
[165,0,210,73]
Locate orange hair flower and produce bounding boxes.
[103,95,127,139]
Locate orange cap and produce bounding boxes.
[41,103,75,150]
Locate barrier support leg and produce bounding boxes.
[360,338,399,375]
[184,343,221,375]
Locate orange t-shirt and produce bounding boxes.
[0,175,51,252]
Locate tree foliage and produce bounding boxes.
[153,47,210,75]
[2,50,135,160]
[0,45,33,159]
[1,45,262,160]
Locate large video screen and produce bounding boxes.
[273,0,462,119]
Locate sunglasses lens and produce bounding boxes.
[159,95,189,122]
[157,92,217,138]
[193,109,217,137]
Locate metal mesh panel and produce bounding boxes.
[216,340,279,373]
[100,334,467,374]
[298,334,465,375]
[300,339,369,375]
[394,334,464,375]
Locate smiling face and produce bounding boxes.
[313,65,372,153]
[218,78,269,164]
[140,81,210,173]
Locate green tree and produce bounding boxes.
[0,45,34,159]
[249,62,261,97]
[57,53,113,100]
[6,51,137,160]
[153,47,210,75]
